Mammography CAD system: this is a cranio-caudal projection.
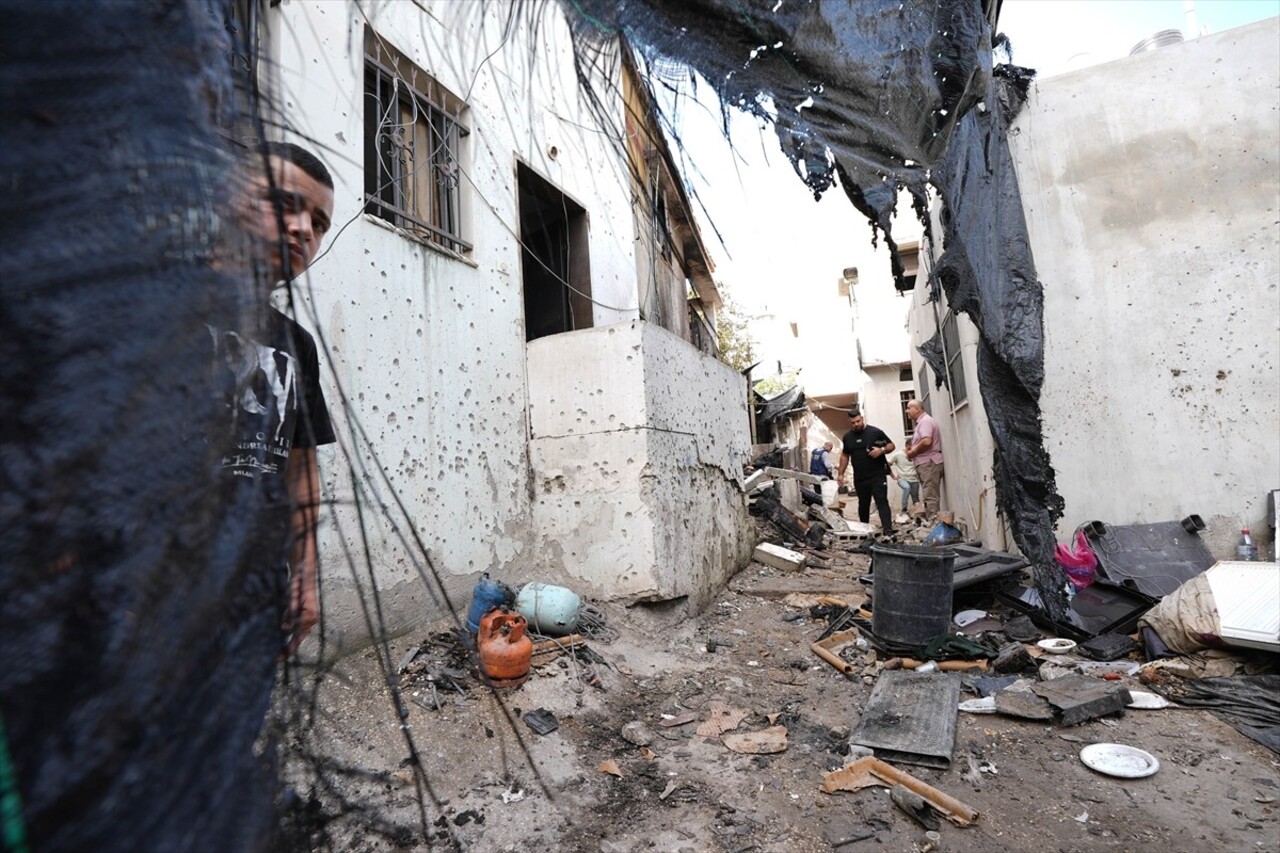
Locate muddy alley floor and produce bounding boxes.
[285,552,1279,852]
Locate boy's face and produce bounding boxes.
[242,155,334,283]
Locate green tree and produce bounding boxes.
[715,285,756,372]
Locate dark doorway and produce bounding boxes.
[518,162,591,342]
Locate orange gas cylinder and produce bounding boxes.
[477,609,532,687]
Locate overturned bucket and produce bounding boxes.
[870,543,957,646]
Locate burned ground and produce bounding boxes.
[288,538,1279,852]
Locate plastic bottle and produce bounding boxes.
[1236,529,1259,562]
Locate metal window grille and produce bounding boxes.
[942,310,967,405]
[363,38,471,254]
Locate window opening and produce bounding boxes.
[900,390,916,442]
[518,162,592,342]
[918,363,931,414]
[363,31,471,254]
[942,310,968,405]
[897,243,920,292]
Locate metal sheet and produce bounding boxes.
[1085,520,1215,599]
[1205,561,1280,652]
[851,671,961,769]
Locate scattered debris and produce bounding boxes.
[1126,691,1175,710]
[696,703,748,738]
[501,788,525,804]
[1079,633,1139,661]
[958,697,998,715]
[621,721,654,747]
[890,784,941,830]
[1031,674,1132,726]
[993,642,1036,673]
[658,711,697,728]
[850,671,961,769]
[994,690,1055,721]
[821,757,979,826]
[1084,516,1214,599]
[722,726,789,755]
[753,542,808,572]
[659,781,678,801]
[597,760,623,778]
[523,708,559,735]
[811,629,862,676]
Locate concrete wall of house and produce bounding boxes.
[1009,18,1280,557]
[271,1,651,649]
[859,365,913,451]
[907,20,1280,557]
[527,322,754,611]
[907,281,1010,550]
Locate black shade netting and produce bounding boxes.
[1,0,295,848]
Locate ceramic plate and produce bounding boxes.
[1079,743,1160,778]
[954,609,988,628]
[1037,638,1077,654]
[1126,691,1174,710]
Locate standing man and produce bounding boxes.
[223,141,337,654]
[905,399,944,519]
[837,410,895,536]
[886,447,919,513]
[809,440,836,479]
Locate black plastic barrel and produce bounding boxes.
[870,543,957,646]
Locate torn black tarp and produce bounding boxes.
[1155,675,1280,754]
[563,0,992,287]
[931,67,1069,620]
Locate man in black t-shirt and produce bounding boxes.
[837,409,896,536]
[221,141,337,653]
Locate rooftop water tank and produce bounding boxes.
[1130,29,1185,56]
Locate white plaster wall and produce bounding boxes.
[1009,19,1280,555]
[528,322,754,609]
[268,1,646,648]
[859,365,912,451]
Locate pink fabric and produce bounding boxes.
[912,412,943,464]
[1055,529,1098,590]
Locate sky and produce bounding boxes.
[673,0,1280,319]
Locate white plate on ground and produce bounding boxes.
[1126,691,1174,710]
[1079,743,1160,778]
[958,696,998,714]
[1037,638,1077,654]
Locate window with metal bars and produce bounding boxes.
[942,310,968,406]
[363,32,470,254]
[900,389,916,442]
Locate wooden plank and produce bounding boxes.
[763,466,824,485]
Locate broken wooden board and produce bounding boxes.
[851,671,962,769]
[763,466,824,485]
[1031,674,1131,726]
[753,542,807,572]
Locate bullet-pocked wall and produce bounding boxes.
[1009,19,1280,555]
[527,322,754,612]
[269,1,645,648]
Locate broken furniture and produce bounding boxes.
[754,542,807,572]
[850,670,962,769]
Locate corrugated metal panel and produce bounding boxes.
[1206,561,1280,652]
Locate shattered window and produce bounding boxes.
[942,310,968,406]
[363,29,471,254]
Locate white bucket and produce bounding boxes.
[821,480,839,507]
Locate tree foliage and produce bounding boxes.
[715,284,755,372]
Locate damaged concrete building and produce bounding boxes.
[906,18,1280,557]
[262,1,755,648]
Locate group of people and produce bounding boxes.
[809,402,945,538]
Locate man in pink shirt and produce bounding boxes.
[905,399,944,518]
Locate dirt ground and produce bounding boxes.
[286,538,1279,852]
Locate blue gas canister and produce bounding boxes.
[466,573,514,633]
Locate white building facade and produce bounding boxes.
[261,1,754,649]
